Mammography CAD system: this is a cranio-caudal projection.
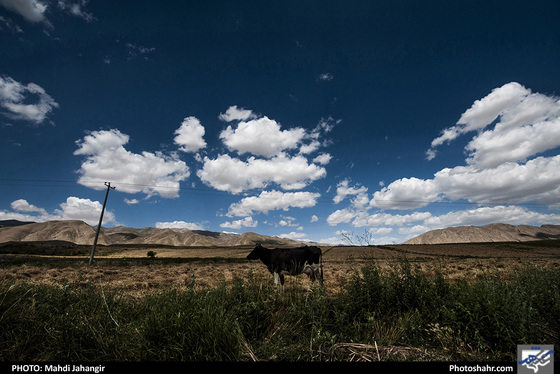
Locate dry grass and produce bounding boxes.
[1,241,559,362]
[1,242,559,298]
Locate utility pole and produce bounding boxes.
[89,182,115,265]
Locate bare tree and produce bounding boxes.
[340,230,374,246]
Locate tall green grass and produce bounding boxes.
[1,259,558,362]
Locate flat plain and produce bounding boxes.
[1,241,559,296]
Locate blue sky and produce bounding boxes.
[1,0,560,244]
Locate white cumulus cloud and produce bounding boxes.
[155,220,205,230]
[1,197,116,226]
[74,129,190,198]
[380,83,560,210]
[422,205,560,229]
[427,82,560,167]
[333,180,368,204]
[371,177,440,210]
[227,190,321,217]
[218,105,257,122]
[428,82,530,156]
[327,82,560,243]
[0,0,94,25]
[278,231,307,240]
[10,199,47,214]
[0,0,47,23]
[174,116,207,153]
[197,153,326,194]
[55,196,115,225]
[199,109,335,195]
[0,75,59,124]
[220,216,258,230]
[220,116,306,158]
[313,153,332,165]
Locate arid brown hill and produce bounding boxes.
[404,223,560,244]
[0,220,303,247]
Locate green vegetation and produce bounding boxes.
[0,259,558,362]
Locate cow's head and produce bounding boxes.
[247,243,265,260]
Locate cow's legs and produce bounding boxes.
[313,264,323,284]
[273,272,285,289]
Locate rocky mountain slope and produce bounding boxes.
[404,223,560,244]
[0,220,303,247]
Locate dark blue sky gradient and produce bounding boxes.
[1,1,560,243]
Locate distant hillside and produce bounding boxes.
[0,220,304,247]
[0,220,110,245]
[404,223,560,244]
[0,220,35,228]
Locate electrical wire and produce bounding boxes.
[0,178,553,208]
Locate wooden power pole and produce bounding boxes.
[89,182,115,265]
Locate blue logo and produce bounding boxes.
[518,345,554,374]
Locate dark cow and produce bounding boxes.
[246,243,323,287]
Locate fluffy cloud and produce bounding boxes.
[328,203,560,243]
[197,153,326,194]
[313,153,332,165]
[155,221,205,230]
[199,110,334,194]
[427,82,530,156]
[465,119,560,168]
[0,0,47,23]
[278,231,308,240]
[10,199,47,214]
[227,190,321,217]
[366,154,560,212]
[0,0,95,25]
[220,116,306,158]
[326,208,357,226]
[378,83,560,210]
[74,129,190,198]
[434,156,560,206]
[220,216,258,230]
[218,105,256,122]
[333,180,368,204]
[174,116,207,153]
[327,83,560,243]
[0,76,59,124]
[373,155,560,213]
[371,177,440,210]
[427,82,560,167]
[422,205,560,229]
[55,196,115,225]
[2,197,116,226]
[356,211,433,228]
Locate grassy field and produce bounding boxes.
[0,241,559,362]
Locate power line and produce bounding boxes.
[0,178,554,208]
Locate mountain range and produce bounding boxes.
[1,220,559,246]
[403,223,560,244]
[0,220,303,247]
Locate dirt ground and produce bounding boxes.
[1,242,559,297]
